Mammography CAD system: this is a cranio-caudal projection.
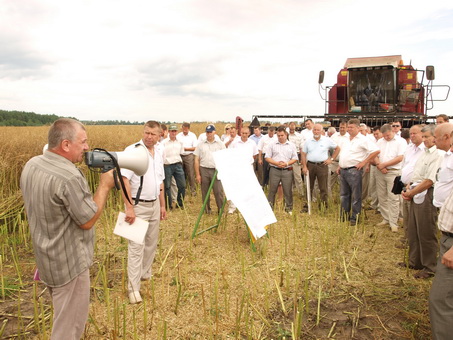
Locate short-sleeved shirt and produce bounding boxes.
[376,136,407,170]
[265,140,298,165]
[121,140,165,200]
[433,150,453,207]
[288,132,303,153]
[411,145,444,185]
[194,139,226,168]
[258,134,277,154]
[401,142,425,184]
[249,134,262,145]
[303,135,337,163]
[176,131,198,155]
[330,132,349,161]
[162,138,184,164]
[230,138,258,164]
[438,187,453,233]
[339,133,380,168]
[20,151,98,287]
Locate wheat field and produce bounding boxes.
[0,124,433,339]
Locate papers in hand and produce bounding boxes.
[114,212,148,244]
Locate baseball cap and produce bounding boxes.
[206,124,216,132]
[169,124,178,131]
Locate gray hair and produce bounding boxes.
[421,124,436,136]
[380,124,392,134]
[48,118,85,149]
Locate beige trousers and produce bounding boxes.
[128,200,160,293]
[292,161,304,196]
[368,165,379,210]
[48,269,90,340]
[375,169,400,226]
[328,161,340,197]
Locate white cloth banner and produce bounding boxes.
[213,148,277,240]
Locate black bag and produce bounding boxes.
[391,175,404,195]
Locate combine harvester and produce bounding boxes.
[251,55,450,129]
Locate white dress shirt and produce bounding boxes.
[176,131,198,155]
[339,134,380,168]
[376,136,407,170]
[401,142,425,185]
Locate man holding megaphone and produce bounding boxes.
[120,120,167,304]
[21,118,116,340]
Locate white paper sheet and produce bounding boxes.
[113,212,148,244]
[213,148,277,240]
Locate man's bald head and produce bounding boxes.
[434,123,453,151]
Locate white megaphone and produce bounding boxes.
[84,144,149,176]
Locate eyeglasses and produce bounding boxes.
[392,125,400,128]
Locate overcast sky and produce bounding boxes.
[1,0,452,123]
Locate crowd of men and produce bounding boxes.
[20,114,453,339]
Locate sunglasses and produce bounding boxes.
[392,125,400,128]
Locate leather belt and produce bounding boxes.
[341,166,357,170]
[442,231,453,238]
[272,166,293,171]
[308,160,327,165]
[132,198,157,203]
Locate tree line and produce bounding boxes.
[0,110,144,126]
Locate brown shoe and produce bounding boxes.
[397,262,418,270]
[413,270,434,279]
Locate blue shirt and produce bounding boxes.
[249,134,262,145]
[303,135,337,163]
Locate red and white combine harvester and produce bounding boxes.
[250,55,450,130]
[319,55,450,127]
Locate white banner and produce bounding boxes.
[213,148,277,240]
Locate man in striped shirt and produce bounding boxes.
[21,118,115,339]
[265,126,299,214]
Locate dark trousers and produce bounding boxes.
[253,157,264,186]
[164,163,186,208]
[307,161,329,206]
[262,154,270,187]
[200,167,224,213]
[340,167,363,223]
[267,167,293,211]
[407,187,438,273]
[181,154,196,194]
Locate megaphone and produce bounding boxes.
[84,144,149,176]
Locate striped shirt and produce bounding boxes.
[438,185,453,233]
[20,151,98,287]
[265,140,298,165]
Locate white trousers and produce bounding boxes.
[127,200,160,293]
[375,169,400,226]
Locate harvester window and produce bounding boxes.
[348,67,395,113]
